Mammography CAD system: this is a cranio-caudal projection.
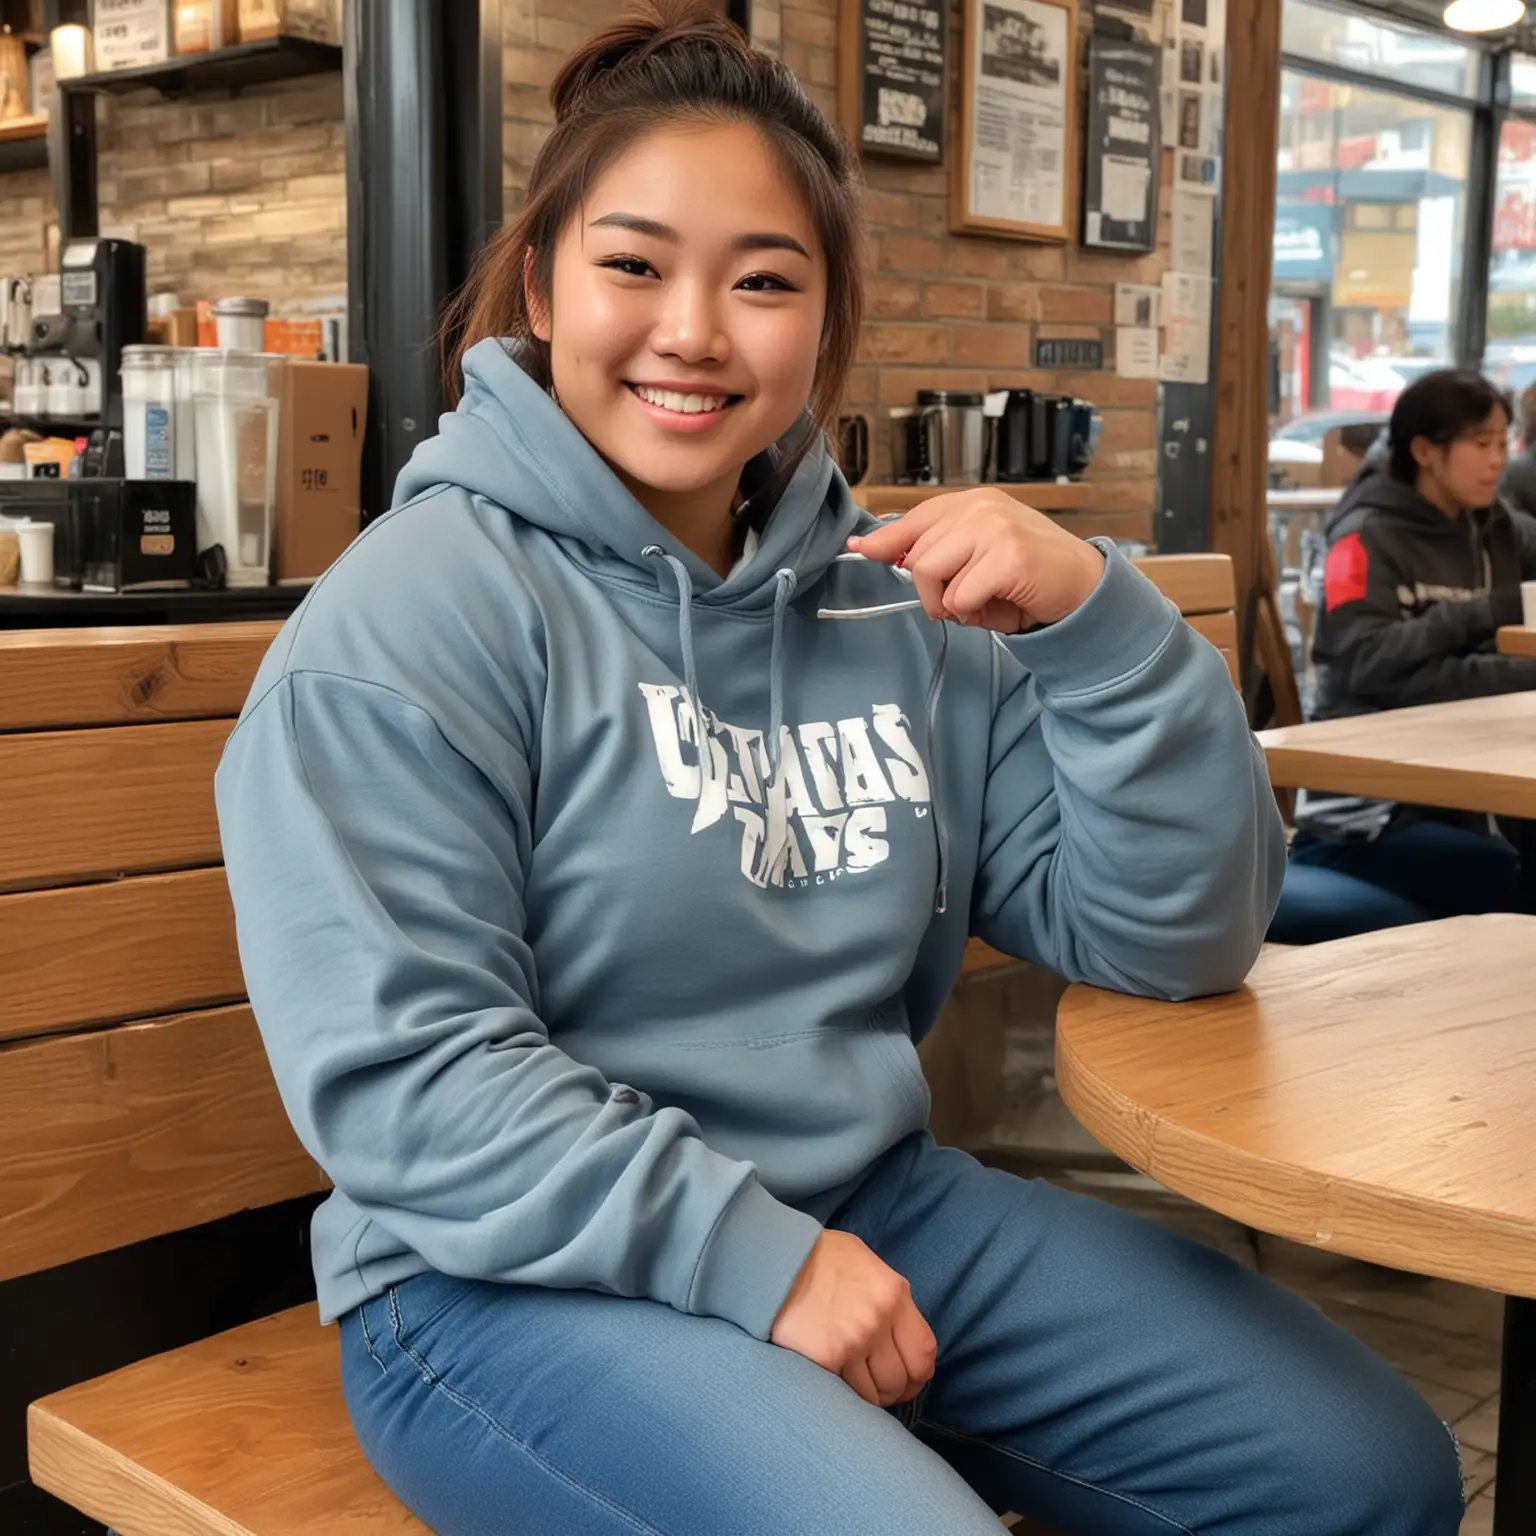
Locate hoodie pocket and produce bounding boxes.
[864,1002,931,1124]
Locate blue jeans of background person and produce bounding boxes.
[341,1133,1462,1535]
[1268,817,1523,945]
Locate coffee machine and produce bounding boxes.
[987,390,1102,480]
[28,239,146,428]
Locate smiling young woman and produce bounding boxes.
[214,3,1462,1533]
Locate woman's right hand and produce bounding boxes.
[770,1230,937,1407]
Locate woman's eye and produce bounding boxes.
[736,272,797,293]
[600,256,655,279]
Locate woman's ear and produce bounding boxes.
[525,249,552,343]
[1410,435,1436,473]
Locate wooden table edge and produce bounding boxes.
[1259,742,1536,821]
[1054,1010,1536,1301]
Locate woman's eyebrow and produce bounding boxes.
[589,212,810,259]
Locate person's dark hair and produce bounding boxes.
[440,0,863,437]
[1387,369,1510,484]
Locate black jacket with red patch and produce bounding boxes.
[1297,462,1536,841]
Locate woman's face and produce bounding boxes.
[533,121,827,513]
[1417,406,1510,512]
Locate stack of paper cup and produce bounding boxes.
[1522,580,1536,628]
[16,520,53,586]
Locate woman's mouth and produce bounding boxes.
[627,382,742,432]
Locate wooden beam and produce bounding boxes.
[1209,0,1283,647]
[0,623,276,732]
[0,1005,326,1282]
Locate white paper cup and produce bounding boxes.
[1523,579,1536,628]
[16,520,53,585]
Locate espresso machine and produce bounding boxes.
[27,238,146,428]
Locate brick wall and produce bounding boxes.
[504,0,1167,533]
[786,0,1165,530]
[97,74,347,308]
[0,75,346,311]
[0,167,51,279]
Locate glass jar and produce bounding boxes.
[190,349,282,587]
[120,344,179,481]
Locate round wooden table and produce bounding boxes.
[1056,915,1536,1536]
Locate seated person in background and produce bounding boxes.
[1270,369,1536,944]
[1499,381,1536,519]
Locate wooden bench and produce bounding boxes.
[9,602,1135,1534]
[0,623,428,1534]
[962,552,1240,976]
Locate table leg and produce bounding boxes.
[1495,1296,1536,1535]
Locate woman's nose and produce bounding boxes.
[652,281,728,363]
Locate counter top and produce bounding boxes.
[0,584,311,629]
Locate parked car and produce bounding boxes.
[1269,409,1387,481]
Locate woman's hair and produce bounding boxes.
[1387,369,1509,484]
[441,0,864,435]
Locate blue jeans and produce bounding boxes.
[341,1134,1462,1534]
[1269,818,1523,945]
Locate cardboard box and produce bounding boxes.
[92,0,173,71]
[275,360,367,583]
[237,0,341,44]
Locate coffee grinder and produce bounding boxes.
[51,238,147,427]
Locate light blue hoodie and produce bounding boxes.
[216,339,1284,1332]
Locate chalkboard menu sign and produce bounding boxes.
[839,0,947,163]
[1081,36,1160,253]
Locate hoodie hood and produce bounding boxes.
[1325,455,1466,540]
[394,338,861,616]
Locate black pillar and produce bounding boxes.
[345,0,503,522]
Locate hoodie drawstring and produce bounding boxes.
[643,545,950,917]
[768,568,797,779]
[643,547,710,804]
[816,552,951,917]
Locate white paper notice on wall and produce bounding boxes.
[1160,316,1211,384]
[1102,156,1152,224]
[1162,271,1212,323]
[1115,283,1161,328]
[1161,41,1180,146]
[1171,190,1215,274]
[1117,327,1160,379]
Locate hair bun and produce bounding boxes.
[549,0,747,122]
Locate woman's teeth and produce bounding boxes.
[632,385,731,415]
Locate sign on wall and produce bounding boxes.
[838,0,948,162]
[953,0,1078,242]
[1081,36,1161,253]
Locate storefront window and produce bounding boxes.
[1485,87,1536,400]
[1281,0,1480,100]
[1269,69,1469,442]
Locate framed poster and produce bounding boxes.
[1081,36,1160,252]
[953,0,1078,242]
[838,0,947,163]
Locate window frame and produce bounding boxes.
[1275,0,1503,374]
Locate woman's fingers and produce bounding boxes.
[863,1331,914,1407]
[846,494,969,566]
[841,1354,882,1407]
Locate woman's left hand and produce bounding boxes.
[847,489,1105,634]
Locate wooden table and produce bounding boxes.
[1265,487,1343,512]
[1498,626,1536,658]
[1057,916,1536,1535]
[1259,692,1536,820]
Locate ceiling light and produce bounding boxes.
[1443,0,1526,32]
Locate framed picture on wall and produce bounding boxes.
[838,0,948,162]
[953,0,1077,242]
